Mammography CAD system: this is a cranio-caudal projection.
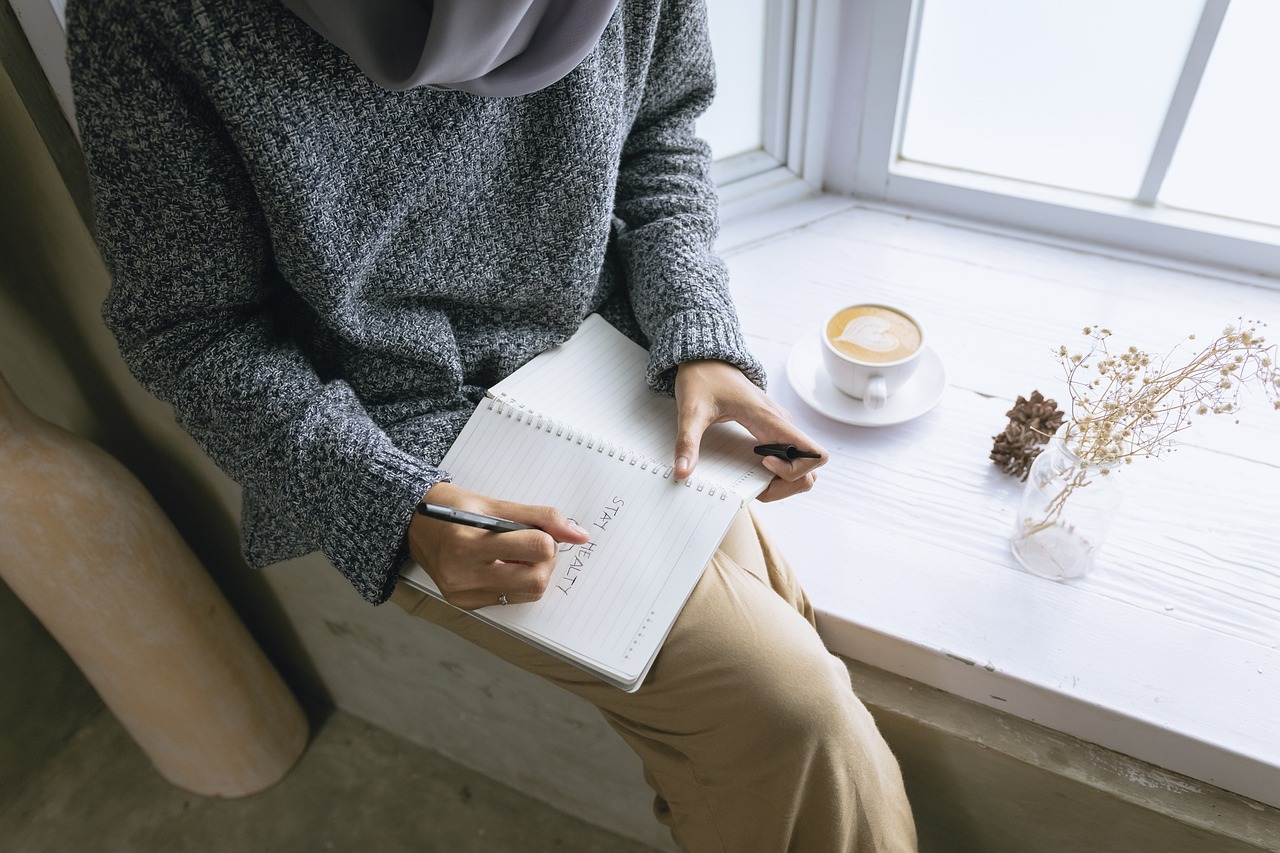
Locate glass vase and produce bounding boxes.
[1010,427,1124,580]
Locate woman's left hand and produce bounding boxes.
[673,359,826,502]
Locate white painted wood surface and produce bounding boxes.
[721,199,1280,808]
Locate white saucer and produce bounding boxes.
[786,332,946,427]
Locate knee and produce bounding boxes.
[739,640,869,749]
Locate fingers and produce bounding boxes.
[757,466,819,503]
[452,557,554,609]
[407,483,588,610]
[737,398,827,483]
[755,433,826,502]
[419,525,563,610]
[489,500,591,545]
[674,395,715,480]
[735,399,828,503]
[674,359,828,502]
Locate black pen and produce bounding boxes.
[416,502,534,533]
[753,443,823,461]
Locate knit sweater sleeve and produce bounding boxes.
[67,5,441,604]
[614,0,765,395]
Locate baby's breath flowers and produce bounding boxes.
[1012,320,1279,576]
[1058,320,1279,469]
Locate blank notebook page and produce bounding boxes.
[490,314,771,502]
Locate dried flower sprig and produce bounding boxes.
[1058,319,1280,469]
[1014,320,1279,545]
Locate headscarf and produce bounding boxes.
[280,0,620,96]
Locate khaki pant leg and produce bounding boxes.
[391,509,917,853]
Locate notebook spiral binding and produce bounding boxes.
[486,396,731,501]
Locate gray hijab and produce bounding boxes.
[280,0,620,97]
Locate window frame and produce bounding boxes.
[705,0,794,186]
[713,0,853,216]
[792,0,1280,281]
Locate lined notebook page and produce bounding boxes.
[490,314,771,503]
[403,399,742,690]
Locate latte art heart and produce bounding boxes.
[836,316,898,352]
[824,305,922,364]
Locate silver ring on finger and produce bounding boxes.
[498,593,509,606]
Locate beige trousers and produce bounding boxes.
[391,509,917,853]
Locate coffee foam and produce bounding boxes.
[825,306,921,364]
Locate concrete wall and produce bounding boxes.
[0,582,99,805]
[0,17,100,804]
[846,660,1277,853]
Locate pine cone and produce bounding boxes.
[1005,390,1065,437]
[991,391,1065,480]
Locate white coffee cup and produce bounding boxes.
[819,304,926,410]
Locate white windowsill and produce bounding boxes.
[717,192,1280,810]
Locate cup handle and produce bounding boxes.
[865,375,888,410]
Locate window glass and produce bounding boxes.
[698,0,767,160]
[900,0,1202,198]
[1160,0,1280,228]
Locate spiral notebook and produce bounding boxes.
[399,314,771,691]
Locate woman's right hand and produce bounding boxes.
[407,481,590,610]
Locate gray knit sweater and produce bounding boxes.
[67,0,764,604]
